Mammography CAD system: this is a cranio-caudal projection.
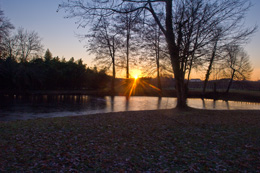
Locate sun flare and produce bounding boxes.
[131,69,141,80]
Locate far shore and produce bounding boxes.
[1,88,260,103]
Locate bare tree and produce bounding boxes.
[115,4,142,79]
[85,18,121,93]
[201,16,256,94]
[141,17,168,90]
[224,45,253,93]
[1,34,17,59]
[0,9,14,57]
[15,28,43,62]
[0,10,14,40]
[1,28,43,61]
[59,0,256,109]
[202,29,222,94]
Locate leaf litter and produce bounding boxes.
[0,108,260,172]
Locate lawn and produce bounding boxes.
[0,108,260,172]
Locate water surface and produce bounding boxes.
[0,95,259,121]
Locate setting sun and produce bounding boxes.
[131,69,141,80]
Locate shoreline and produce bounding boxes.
[1,108,260,123]
[1,89,260,103]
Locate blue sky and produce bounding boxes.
[1,0,89,64]
[1,0,260,80]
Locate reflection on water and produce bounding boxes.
[0,95,259,121]
[188,98,260,110]
[105,96,176,112]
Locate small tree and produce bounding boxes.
[85,18,121,93]
[115,4,142,78]
[44,49,52,61]
[0,10,14,41]
[16,28,43,62]
[202,29,222,94]
[224,45,253,93]
[0,9,14,58]
[1,34,17,59]
[141,17,168,90]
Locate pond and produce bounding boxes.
[0,95,259,121]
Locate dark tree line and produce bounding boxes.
[0,9,109,92]
[0,49,109,91]
[0,52,108,91]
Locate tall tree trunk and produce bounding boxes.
[156,51,162,90]
[226,69,235,93]
[111,57,115,94]
[172,60,187,109]
[203,39,218,95]
[186,60,193,87]
[111,38,116,95]
[156,33,162,90]
[126,28,130,79]
[165,0,187,109]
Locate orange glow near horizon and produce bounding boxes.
[115,67,260,81]
[119,77,161,98]
[130,69,142,80]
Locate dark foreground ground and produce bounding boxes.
[1,108,260,172]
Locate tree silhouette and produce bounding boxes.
[44,49,52,62]
[85,18,121,93]
[0,9,14,58]
[224,45,253,93]
[202,29,222,95]
[115,4,142,78]
[59,0,256,109]
[141,17,168,90]
[1,28,44,62]
[0,49,109,91]
[16,28,43,62]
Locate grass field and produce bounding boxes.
[1,108,260,172]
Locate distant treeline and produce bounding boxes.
[0,55,109,91]
[145,77,260,91]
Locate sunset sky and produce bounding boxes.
[1,0,260,80]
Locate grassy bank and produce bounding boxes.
[1,109,260,171]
